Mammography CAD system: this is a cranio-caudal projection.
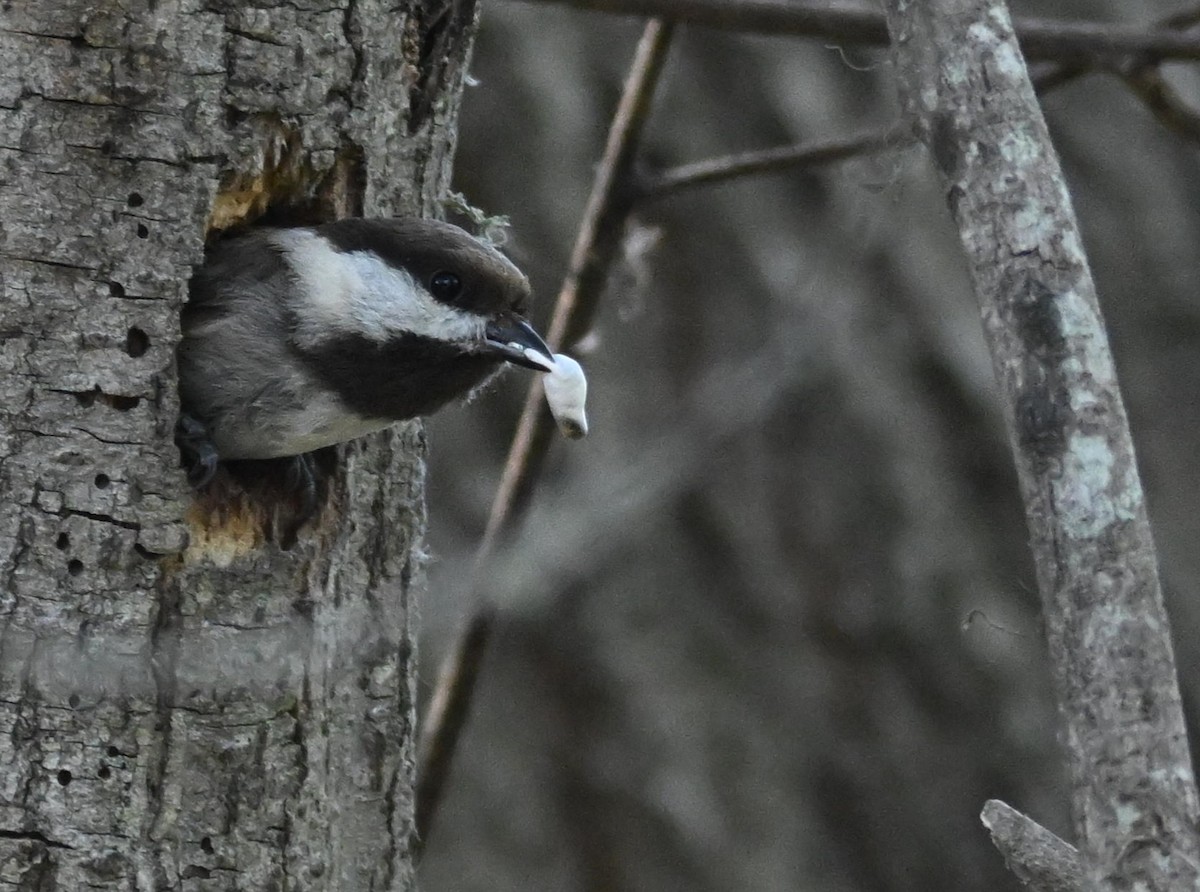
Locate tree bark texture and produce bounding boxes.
[883,0,1200,887]
[981,800,1083,892]
[0,0,476,888]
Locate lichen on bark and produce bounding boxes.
[884,0,1200,887]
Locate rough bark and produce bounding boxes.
[883,0,1200,887]
[982,800,1083,892]
[0,0,475,888]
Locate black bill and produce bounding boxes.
[484,319,555,371]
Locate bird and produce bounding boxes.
[176,217,555,489]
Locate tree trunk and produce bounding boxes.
[0,1,476,888]
[883,0,1200,887]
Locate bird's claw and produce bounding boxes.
[176,414,220,489]
[284,453,320,525]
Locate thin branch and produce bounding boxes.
[1029,6,1200,96]
[1157,5,1200,31]
[636,2,1200,203]
[885,0,1200,886]
[413,605,495,846]
[980,800,1084,892]
[1115,6,1200,146]
[1120,64,1200,145]
[480,21,674,544]
[639,125,911,199]
[414,19,676,848]
[635,35,1137,204]
[514,0,1200,63]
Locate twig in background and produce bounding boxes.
[514,0,1200,63]
[1030,7,1200,97]
[640,125,911,199]
[1114,8,1200,146]
[482,21,677,543]
[415,19,676,847]
[1119,64,1200,145]
[980,800,1083,892]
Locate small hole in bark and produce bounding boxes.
[55,533,70,550]
[106,746,120,758]
[98,765,111,780]
[68,694,80,708]
[99,139,115,155]
[127,192,144,207]
[57,770,72,786]
[107,394,140,411]
[136,224,148,239]
[67,559,84,576]
[109,282,125,297]
[94,473,110,489]
[125,327,149,357]
[200,837,214,854]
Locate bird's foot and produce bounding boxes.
[284,453,322,527]
[176,414,220,488]
[274,452,327,548]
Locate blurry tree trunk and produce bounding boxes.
[0,0,476,888]
[884,0,1200,888]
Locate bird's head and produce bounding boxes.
[279,218,554,420]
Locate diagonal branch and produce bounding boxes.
[414,19,676,847]
[1120,64,1200,145]
[634,2,1200,204]
[513,0,1200,63]
[639,125,911,199]
[981,800,1084,892]
[884,0,1200,886]
[1029,6,1200,98]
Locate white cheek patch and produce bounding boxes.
[345,251,486,343]
[523,349,588,439]
[275,230,359,343]
[276,229,487,347]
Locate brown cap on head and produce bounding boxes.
[316,218,531,317]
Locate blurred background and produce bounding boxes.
[417,2,1200,889]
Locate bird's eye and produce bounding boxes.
[430,270,463,300]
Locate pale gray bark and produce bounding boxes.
[884,0,1200,888]
[0,0,475,888]
[982,800,1083,892]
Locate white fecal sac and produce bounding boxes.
[522,349,589,439]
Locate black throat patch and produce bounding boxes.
[298,331,503,422]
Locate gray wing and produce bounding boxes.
[178,230,319,458]
[183,229,292,334]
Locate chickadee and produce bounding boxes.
[177,217,557,484]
